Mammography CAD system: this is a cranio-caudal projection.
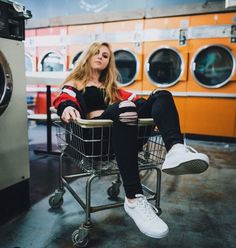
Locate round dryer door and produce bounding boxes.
[146,47,184,87]
[114,49,139,86]
[191,45,235,88]
[0,51,13,116]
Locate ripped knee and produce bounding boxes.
[119,100,138,126]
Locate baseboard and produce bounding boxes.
[185,134,236,143]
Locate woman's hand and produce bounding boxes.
[61,106,81,123]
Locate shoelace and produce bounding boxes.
[135,194,159,220]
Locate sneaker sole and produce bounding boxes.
[142,227,169,239]
[162,159,209,175]
[133,221,169,239]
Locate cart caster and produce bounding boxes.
[48,189,64,209]
[49,195,63,209]
[72,226,89,247]
[107,185,120,200]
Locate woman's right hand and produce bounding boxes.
[61,106,81,123]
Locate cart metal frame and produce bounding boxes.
[49,118,166,247]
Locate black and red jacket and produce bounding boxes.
[53,85,142,118]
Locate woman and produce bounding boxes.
[54,42,209,239]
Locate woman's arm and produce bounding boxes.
[118,88,146,110]
[53,83,84,123]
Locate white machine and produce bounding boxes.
[0,38,29,189]
[0,0,32,223]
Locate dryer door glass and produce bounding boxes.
[0,51,13,116]
[41,52,64,71]
[147,48,182,87]
[192,45,235,88]
[114,50,138,86]
[70,51,83,70]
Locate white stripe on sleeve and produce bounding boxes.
[128,93,136,101]
[62,88,76,98]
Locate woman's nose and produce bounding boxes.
[97,53,102,59]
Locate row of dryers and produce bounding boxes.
[24,12,236,138]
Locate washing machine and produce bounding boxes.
[186,12,236,138]
[0,0,31,222]
[143,16,190,130]
[103,19,144,93]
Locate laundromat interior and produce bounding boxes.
[0,0,236,247]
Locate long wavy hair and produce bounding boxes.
[63,42,122,104]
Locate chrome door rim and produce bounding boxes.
[0,50,13,115]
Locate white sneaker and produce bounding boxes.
[124,194,169,238]
[162,143,209,175]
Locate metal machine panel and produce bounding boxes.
[0,38,29,190]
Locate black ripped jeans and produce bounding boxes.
[94,90,184,198]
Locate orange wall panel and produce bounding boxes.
[185,97,236,137]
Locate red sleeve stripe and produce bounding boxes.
[118,88,140,102]
[53,93,81,109]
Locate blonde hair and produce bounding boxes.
[63,42,122,103]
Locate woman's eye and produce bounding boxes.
[103,55,108,59]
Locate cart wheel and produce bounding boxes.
[48,195,63,209]
[107,185,120,199]
[72,227,89,247]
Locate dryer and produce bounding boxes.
[186,12,236,138]
[0,0,31,222]
[103,20,144,93]
[67,20,143,93]
[67,23,103,70]
[143,16,190,130]
[33,26,67,113]
[37,27,67,72]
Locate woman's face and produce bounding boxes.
[90,45,110,71]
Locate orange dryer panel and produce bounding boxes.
[186,13,236,137]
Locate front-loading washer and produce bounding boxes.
[0,0,32,223]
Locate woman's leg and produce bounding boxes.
[97,100,169,239]
[137,90,209,175]
[137,90,183,151]
[96,101,143,198]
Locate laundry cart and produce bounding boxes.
[49,118,166,247]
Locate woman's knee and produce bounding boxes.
[152,90,173,99]
[118,100,138,126]
[151,90,175,117]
